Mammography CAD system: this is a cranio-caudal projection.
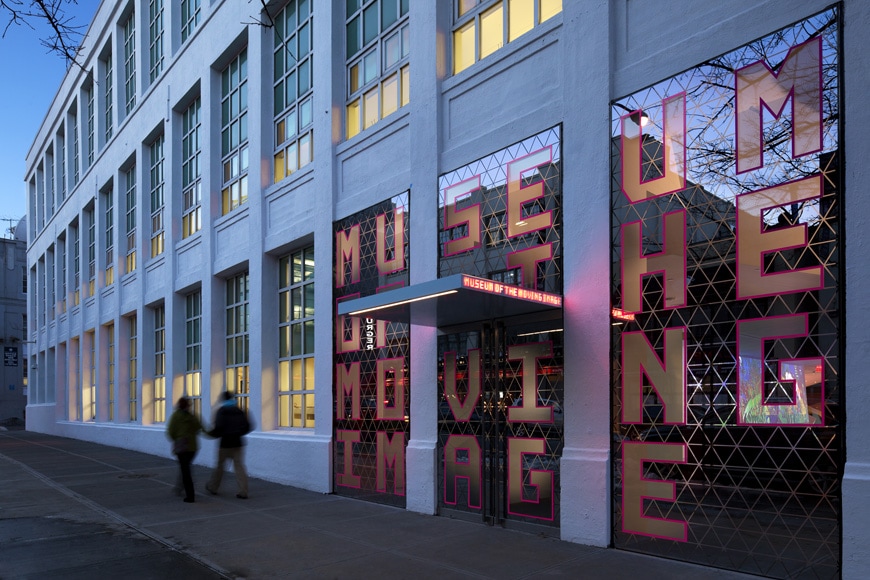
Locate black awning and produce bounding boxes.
[336,274,562,327]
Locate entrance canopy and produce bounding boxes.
[336,274,563,327]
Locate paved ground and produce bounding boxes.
[0,428,760,579]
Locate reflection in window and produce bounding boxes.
[345,0,410,139]
[278,247,315,428]
[153,304,166,423]
[273,0,314,183]
[452,0,562,75]
[128,315,138,422]
[181,98,202,238]
[181,0,200,43]
[185,291,202,416]
[221,50,248,214]
[226,273,250,412]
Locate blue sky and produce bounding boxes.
[0,1,97,232]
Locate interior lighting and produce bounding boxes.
[516,328,563,337]
[348,290,459,316]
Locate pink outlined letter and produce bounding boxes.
[444,349,481,422]
[336,429,362,488]
[620,93,686,204]
[442,175,482,256]
[621,210,687,313]
[506,146,554,239]
[621,327,687,425]
[737,314,823,426]
[443,434,482,509]
[507,243,553,290]
[377,431,406,495]
[377,357,405,420]
[336,362,361,420]
[335,225,360,288]
[506,437,554,521]
[735,36,822,174]
[376,208,406,275]
[736,175,823,299]
[506,342,554,423]
[622,441,687,541]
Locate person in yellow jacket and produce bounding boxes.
[166,397,204,503]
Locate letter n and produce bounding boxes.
[621,328,686,424]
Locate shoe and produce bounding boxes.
[236,493,248,499]
[205,484,217,495]
[183,497,195,503]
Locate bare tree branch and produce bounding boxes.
[1,0,86,68]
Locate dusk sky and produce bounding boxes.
[0,1,98,235]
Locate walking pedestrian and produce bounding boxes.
[205,391,252,499]
[166,397,204,503]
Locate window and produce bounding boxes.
[39,257,45,327]
[58,238,67,314]
[185,291,202,416]
[128,315,138,422]
[221,50,249,214]
[46,152,54,218]
[181,0,201,43]
[123,11,136,114]
[107,322,115,421]
[153,305,166,423]
[104,188,115,285]
[124,166,136,274]
[47,250,55,321]
[278,247,315,427]
[87,205,96,297]
[57,132,66,201]
[345,0,409,139]
[149,0,164,82]
[226,273,250,412]
[71,108,80,186]
[452,0,561,75]
[69,338,79,420]
[272,0,314,183]
[149,135,165,257]
[85,329,96,421]
[104,54,113,142]
[21,266,27,294]
[72,222,80,305]
[181,98,202,238]
[86,84,95,167]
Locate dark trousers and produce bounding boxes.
[177,451,197,500]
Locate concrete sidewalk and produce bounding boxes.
[0,429,757,579]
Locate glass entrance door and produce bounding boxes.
[437,318,563,531]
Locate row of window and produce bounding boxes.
[29,1,561,240]
[32,246,314,429]
[28,0,203,237]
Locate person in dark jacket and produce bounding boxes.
[205,391,252,498]
[166,396,204,503]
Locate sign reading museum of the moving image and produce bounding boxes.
[610,7,841,578]
[333,192,410,507]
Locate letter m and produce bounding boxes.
[335,225,360,288]
[736,36,822,173]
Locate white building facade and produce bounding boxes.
[24,1,870,578]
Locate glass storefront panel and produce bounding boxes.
[438,322,563,531]
[610,8,841,578]
[438,126,563,530]
[333,192,410,507]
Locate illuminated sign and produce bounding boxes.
[611,308,636,322]
[461,275,562,307]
